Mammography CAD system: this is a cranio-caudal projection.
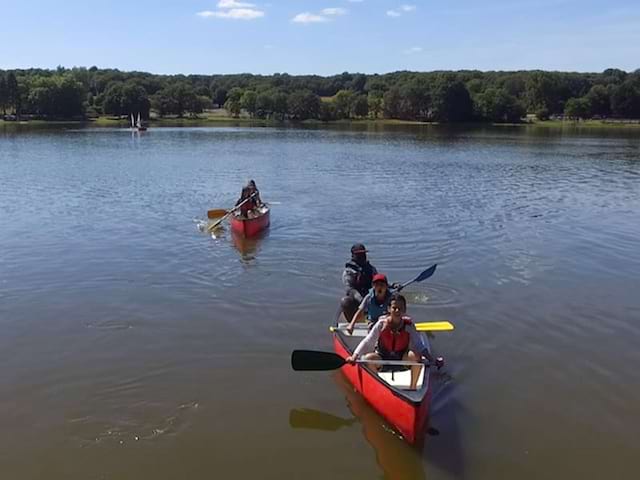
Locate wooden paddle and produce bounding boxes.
[207,193,256,232]
[291,350,430,371]
[330,321,454,333]
[207,208,228,219]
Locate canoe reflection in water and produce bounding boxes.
[231,229,269,262]
[290,373,466,480]
[290,374,427,480]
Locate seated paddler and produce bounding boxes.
[345,293,433,390]
[346,273,394,335]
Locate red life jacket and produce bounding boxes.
[377,316,412,355]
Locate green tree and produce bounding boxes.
[225,87,243,117]
[475,87,525,123]
[319,101,337,122]
[349,74,367,93]
[288,90,320,120]
[151,91,178,117]
[255,92,273,119]
[400,78,431,120]
[213,87,228,107]
[353,95,369,118]
[367,93,383,119]
[272,92,288,121]
[431,77,473,122]
[564,97,591,120]
[240,90,258,117]
[525,72,560,114]
[6,72,21,117]
[585,85,611,117]
[103,82,150,118]
[611,80,640,118]
[334,90,355,119]
[0,74,7,116]
[383,87,403,119]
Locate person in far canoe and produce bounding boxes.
[346,293,434,390]
[236,180,263,219]
[247,180,263,207]
[346,273,393,335]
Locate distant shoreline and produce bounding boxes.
[2,114,640,129]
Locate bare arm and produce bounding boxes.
[406,322,433,362]
[352,321,383,359]
[347,302,367,335]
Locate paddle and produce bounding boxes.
[291,350,429,372]
[330,321,454,333]
[397,264,437,291]
[207,193,256,232]
[207,208,228,219]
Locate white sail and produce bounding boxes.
[137,113,142,128]
[130,113,135,128]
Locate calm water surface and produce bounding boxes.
[1,124,639,479]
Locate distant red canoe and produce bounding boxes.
[230,206,270,237]
[332,324,432,444]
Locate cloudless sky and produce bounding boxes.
[1,0,639,75]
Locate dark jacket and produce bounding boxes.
[342,260,377,299]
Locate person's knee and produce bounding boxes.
[341,296,358,316]
[406,350,419,361]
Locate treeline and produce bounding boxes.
[1,66,640,122]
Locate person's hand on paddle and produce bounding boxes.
[421,349,434,364]
[345,355,357,365]
[390,282,402,290]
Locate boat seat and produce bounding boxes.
[336,322,369,337]
[378,368,425,390]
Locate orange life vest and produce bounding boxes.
[377,316,412,355]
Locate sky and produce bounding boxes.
[1,0,639,75]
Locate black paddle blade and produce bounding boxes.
[415,264,437,282]
[291,350,346,371]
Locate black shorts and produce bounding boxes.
[375,349,407,362]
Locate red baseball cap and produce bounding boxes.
[372,273,388,284]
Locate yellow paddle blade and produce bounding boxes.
[415,321,454,332]
[330,322,454,333]
[207,209,228,219]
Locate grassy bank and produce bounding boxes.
[3,113,640,129]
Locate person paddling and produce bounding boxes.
[346,273,393,335]
[235,180,263,219]
[345,293,434,390]
[247,180,263,207]
[340,244,378,322]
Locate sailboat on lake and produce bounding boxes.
[130,112,147,132]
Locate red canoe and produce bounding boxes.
[230,206,270,237]
[332,323,432,444]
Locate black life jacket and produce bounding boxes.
[345,260,375,296]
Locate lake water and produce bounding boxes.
[1,123,639,479]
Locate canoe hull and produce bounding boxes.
[333,331,431,444]
[230,207,270,237]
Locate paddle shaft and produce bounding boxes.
[331,321,454,333]
[356,358,428,367]
[208,193,256,231]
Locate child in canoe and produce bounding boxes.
[346,273,393,334]
[346,293,433,390]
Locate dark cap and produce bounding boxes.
[372,273,388,284]
[351,243,368,255]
